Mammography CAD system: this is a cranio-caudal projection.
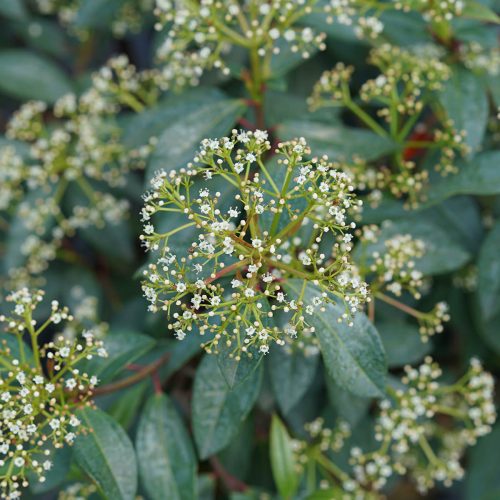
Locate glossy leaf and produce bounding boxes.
[269,347,319,414]
[146,96,246,181]
[270,415,299,500]
[0,49,72,102]
[284,280,387,398]
[74,408,138,500]
[377,321,431,367]
[477,222,500,353]
[192,354,262,459]
[136,393,197,500]
[426,151,500,204]
[82,330,155,383]
[439,66,488,152]
[279,120,397,162]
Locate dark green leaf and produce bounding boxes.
[270,415,299,500]
[136,393,197,500]
[466,425,500,500]
[0,49,72,102]
[0,0,26,20]
[217,343,264,389]
[192,354,262,459]
[284,280,387,398]
[269,347,319,414]
[477,222,500,353]
[279,120,397,161]
[439,67,488,152]
[83,331,155,383]
[74,408,138,500]
[378,321,431,367]
[146,96,246,182]
[426,151,500,204]
[326,375,371,427]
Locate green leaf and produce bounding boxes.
[477,222,500,353]
[74,0,124,29]
[462,1,500,23]
[0,0,26,20]
[80,220,135,264]
[306,488,345,499]
[426,151,500,204]
[377,321,431,367]
[136,393,197,500]
[439,67,488,152]
[217,343,263,389]
[284,280,387,398]
[326,375,371,427]
[466,425,500,500]
[123,88,228,148]
[108,381,148,430]
[74,408,138,500]
[83,331,155,383]
[192,354,262,459]
[279,120,397,162]
[146,96,246,182]
[270,415,299,500]
[268,347,319,414]
[0,49,72,102]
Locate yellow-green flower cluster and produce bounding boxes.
[141,129,368,357]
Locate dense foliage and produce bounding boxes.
[0,0,500,499]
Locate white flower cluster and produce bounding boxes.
[141,130,368,357]
[1,56,155,287]
[154,0,329,89]
[290,357,496,498]
[0,289,107,499]
[153,0,383,91]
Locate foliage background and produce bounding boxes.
[0,0,499,499]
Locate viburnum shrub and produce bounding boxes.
[0,0,499,499]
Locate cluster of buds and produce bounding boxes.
[309,44,468,206]
[459,42,500,76]
[141,130,368,357]
[153,0,330,91]
[310,45,450,118]
[0,289,107,498]
[289,357,495,498]
[360,44,450,117]
[1,56,155,286]
[355,225,449,341]
[395,0,465,23]
[375,357,496,492]
[34,0,154,37]
[359,227,426,300]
